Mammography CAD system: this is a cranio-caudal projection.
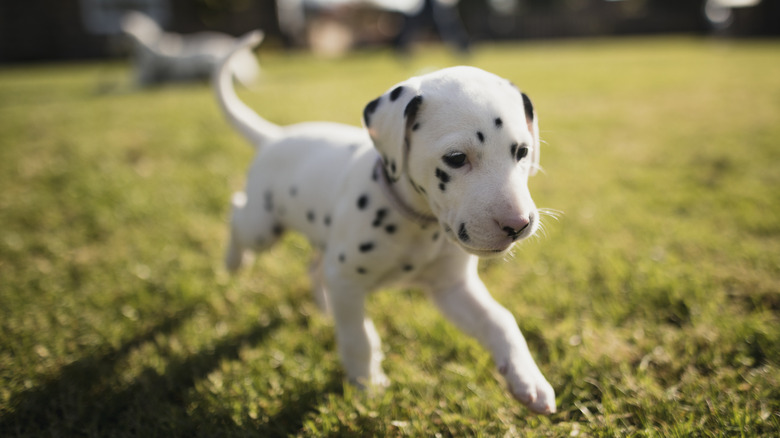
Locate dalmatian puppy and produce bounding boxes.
[215,31,556,414]
[121,11,259,86]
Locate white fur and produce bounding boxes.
[215,31,556,414]
[121,11,259,86]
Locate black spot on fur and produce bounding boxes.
[390,161,397,174]
[404,95,423,119]
[339,253,345,263]
[477,131,485,143]
[458,223,470,243]
[435,168,450,183]
[307,211,316,222]
[357,267,367,274]
[439,183,446,192]
[412,122,420,131]
[432,231,440,241]
[359,242,375,252]
[372,165,379,182]
[390,86,404,101]
[372,208,388,227]
[495,118,503,128]
[385,224,396,234]
[324,215,331,226]
[272,223,284,236]
[363,97,380,127]
[510,142,518,160]
[403,264,414,272]
[357,194,369,210]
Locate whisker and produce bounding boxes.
[538,208,563,221]
[535,221,548,241]
[530,163,545,174]
[531,208,564,241]
[503,247,517,262]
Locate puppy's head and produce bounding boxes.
[363,66,540,257]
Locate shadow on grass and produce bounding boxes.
[0,305,343,437]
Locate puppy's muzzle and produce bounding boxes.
[498,211,534,242]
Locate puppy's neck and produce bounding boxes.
[375,158,437,227]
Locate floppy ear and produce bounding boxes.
[362,77,423,182]
[521,92,541,176]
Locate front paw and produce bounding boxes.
[349,370,390,390]
[499,360,556,414]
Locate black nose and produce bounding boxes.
[503,222,530,241]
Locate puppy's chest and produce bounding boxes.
[278,155,445,283]
[325,187,448,287]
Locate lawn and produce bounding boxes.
[1,37,778,436]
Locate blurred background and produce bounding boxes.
[1,0,778,62]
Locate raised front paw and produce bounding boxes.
[499,360,556,414]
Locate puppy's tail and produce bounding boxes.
[214,30,282,148]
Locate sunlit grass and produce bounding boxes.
[1,37,778,436]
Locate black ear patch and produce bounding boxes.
[521,92,534,123]
[363,97,381,127]
[390,86,405,101]
[404,95,423,120]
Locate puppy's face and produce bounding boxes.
[364,67,540,257]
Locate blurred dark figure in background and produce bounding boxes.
[704,0,762,33]
[394,0,470,54]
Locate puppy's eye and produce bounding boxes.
[442,152,467,169]
[517,146,529,161]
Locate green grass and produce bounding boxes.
[1,37,779,436]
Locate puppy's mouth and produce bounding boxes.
[441,215,540,257]
[463,245,515,257]
[442,224,518,257]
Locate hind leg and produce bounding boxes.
[225,191,283,272]
[308,253,330,314]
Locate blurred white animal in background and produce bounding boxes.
[120,11,260,87]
